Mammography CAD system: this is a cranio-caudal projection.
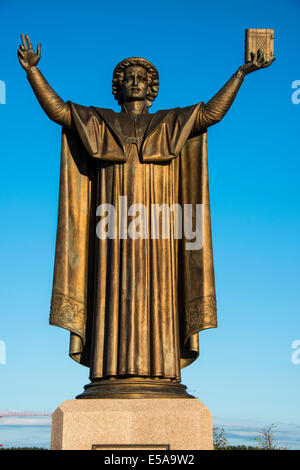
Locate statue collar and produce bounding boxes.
[91,106,171,153]
[121,103,149,115]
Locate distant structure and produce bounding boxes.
[0,411,52,418]
[0,412,52,446]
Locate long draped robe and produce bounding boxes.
[49,102,216,381]
[48,72,244,381]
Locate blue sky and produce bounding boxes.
[0,0,300,448]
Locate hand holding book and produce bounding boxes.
[238,48,276,76]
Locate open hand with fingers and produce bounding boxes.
[239,48,275,76]
[17,34,41,72]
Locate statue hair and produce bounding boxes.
[112,58,159,108]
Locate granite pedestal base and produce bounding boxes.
[50,399,213,450]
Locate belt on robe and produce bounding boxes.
[125,136,143,144]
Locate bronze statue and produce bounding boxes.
[18,34,275,399]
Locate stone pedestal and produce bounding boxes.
[50,399,213,450]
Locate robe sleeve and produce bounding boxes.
[26,67,73,128]
[190,71,244,134]
[67,102,104,156]
[67,103,127,161]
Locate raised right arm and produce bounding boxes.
[18,34,72,128]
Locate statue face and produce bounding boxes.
[122,65,148,103]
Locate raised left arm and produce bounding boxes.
[193,49,275,132]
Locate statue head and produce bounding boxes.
[112,57,159,108]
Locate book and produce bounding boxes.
[245,29,275,63]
